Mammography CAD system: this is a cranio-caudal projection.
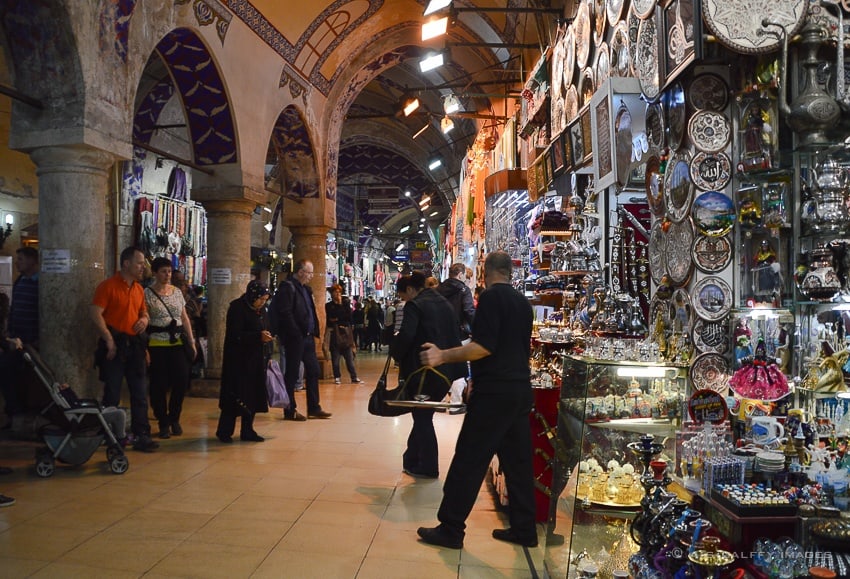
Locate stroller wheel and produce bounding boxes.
[35,456,55,478]
[106,445,122,462]
[109,454,129,475]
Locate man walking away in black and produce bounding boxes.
[417,251,537,550]
[436,262,475,411]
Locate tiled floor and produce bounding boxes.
[0,351,544,578]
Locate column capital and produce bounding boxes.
[201,198,257,217]
[29,144,116,176]
[288,224,330,238]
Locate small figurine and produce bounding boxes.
[752,239,783,302]
[729,337,789,401]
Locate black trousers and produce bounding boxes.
[148,345,190,428]
[282,335,321,414]
[437,386,536,540]
[100,336,150,437]
[403,407,438,475]
[216,407,255,438]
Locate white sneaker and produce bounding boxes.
[351,378,364,384]
[334,378,341,384]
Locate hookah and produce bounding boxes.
[627,434,679,555]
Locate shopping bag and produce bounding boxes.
[265,359,290,409]
[368,352,410,417]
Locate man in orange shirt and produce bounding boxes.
[90,246,158,452]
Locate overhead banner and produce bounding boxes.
[368,186,400,216]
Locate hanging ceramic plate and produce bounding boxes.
[692,234,732,273]
[665,218,695,286]
[689,151,731,192]
[646,155,665,216]
[610,21,633,77]
[663,151,694,223]
[692,319,729,355]
[564,25,576,89]
[692,276,732,322]
[688,74,729,111]
[632,0,656,19]
[607,0,626,26]
[689,352,731,394]
[614,99,633,188]
[636,14,660,102]
[668,287,694,330]
[593,0,608,46]
[575,1,592,70]
[594,42,611,89]
[692,191,736,237]
[688,110,731,154]
[552,32,565,102]
[645,102,665,151]
[702,0,807,55]
[565,85,579,123]
[665,81,686,151]
[552,96,567,137]
[579,67,596,108]
[648,220,667,285]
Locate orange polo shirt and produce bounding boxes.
[92,273,147,336]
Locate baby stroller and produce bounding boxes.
[22,346,129,477]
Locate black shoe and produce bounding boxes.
[283,411,307,422]
[417,526,463,549]
[240,432,265,442]
[403,468,438,479]
[157,429,171,439]
[492,528,538,548]
[0,494,14,507]
[170,422,183,436]
[216,433,233,443]
[133,435,160,452]
[307,410,332,419]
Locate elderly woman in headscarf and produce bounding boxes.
[216,280,275,443]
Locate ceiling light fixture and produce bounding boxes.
[419,195,431,207]
[419,53,444,73]
[443,93,461,114]
[429,158,442,171]
[395,242,405,252]
[402,95,420,116]
[430,210,439,217]
[263,222,273,232]
[420,217,427,222]
[404,190,412,197]
[412,123,430,139]
[399,222,412,234]
[422,16,449,41]
[424,0,452,15]
[441,116,454,133]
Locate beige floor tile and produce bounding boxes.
[356,556,459,579]
[107,507,213,541]
[460,533,541,571]
[28,561,140,579]
[459,565,535,578]
[189,512,292,549]
[58,531,176,572]
[263,462,339,481]
[379,504,441,530]
[0,522,97,560]
[389,479,447,509]
[248,475,326,500]
[221,493,310,522]
[298,500,385,529]
[25,498,141,531]
[315,480,394,505]
[153,486,243,516]
[367,525,462,566]
[146,539,269,578]
[0,556,51,578]
[251,548,362,579]
[276,520,374,558]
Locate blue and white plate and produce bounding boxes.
[692,190,735,237]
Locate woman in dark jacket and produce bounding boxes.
[216,281,274,443]
[390,271,465,478]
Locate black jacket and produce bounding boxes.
[273,277,320,344]
[390,288,465,400]
[219,296,270,414]
[436,277,475,337]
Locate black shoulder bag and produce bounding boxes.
[148,288,195,363]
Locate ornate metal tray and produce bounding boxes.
[632,0,656,19]
[689,151,731,191]
[607,0,626,27]
[610,21,633,78]
[702,0,807,55]
[665,218,694,286]
[579,67,596,108]
[575,1,592,69]
[688,73,729,111]
[692,234,732,273]
[646,155,665,216]
[615,99,633,188]
[565,25,576,89]
[688,110,731,154]
[594,0,608,46]
[692,276,732,322]
[689,352,730,394]
[692,190,735,237]
[552,30,565,102]
[665,81,686,151]
[566,85,579,123]
[645,102,665,151]
[648,220,667,285]
[595,42,611,89]
[636,14,660,102]
[663,150,694,223]
[692,319,729,355]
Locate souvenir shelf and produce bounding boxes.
[542,356,688,579]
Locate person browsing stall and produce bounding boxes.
[324,284,362,385]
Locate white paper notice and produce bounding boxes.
[41,249,71,273]
[210,268,232,285]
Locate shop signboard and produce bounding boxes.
[392,249,409,262]
[409,249,431,263]
[368,186,400,216]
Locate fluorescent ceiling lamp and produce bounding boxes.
[615,366,676,378]
[419,195,431,207]
[443,94,460,114]
[419,53,444,73]
[395,243,405,252]
[399,223,411,233]
[263,222,273,232]
[412,123,430,139]
[429,210,439,217]
[429,159,442,170]
[420,217,427,223]
[422,17,448,41]
[403,96,420,116]
[404,190,412,197]
[424,0,452,15]
[441,116,454,133]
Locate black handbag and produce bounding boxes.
[148,288,195,362]
[368,353,451,417]
[368,352,409,417]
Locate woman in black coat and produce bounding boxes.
[216,281,274,443]
[390,271,465,478]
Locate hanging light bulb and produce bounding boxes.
[443,94,461,114]
[441,116,454,134]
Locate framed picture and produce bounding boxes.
[551,135,566,177]
[579,106,593,165]
[562,132,573,173]
[594,95,613,184]
[535,157,547,196]
[542,149,552,187]
[526,156,539,201]
[659,0,702,89]
[569,119,585,168]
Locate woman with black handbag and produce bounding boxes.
[144,257,196,439]
[324,284,362,385]
[390,271,465,479]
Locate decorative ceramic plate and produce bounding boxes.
[575,1,592,69]
[665,218,694,286]
[648,220,667,285]
[702,0,807,55]
[692,276,732,322]
[668,287,694,330]
[645,102,665,151]
[579,67,595,108]
[692,319,729,355]
[632,0,656,19]
[689,151,731,191]
[664,151,694,223]
[552,96,567,137]
[692,191,735,237]
[566,85,579,123]
[564,25,576,89]
[688,74,729,111]
[688,110,731,154]
[607,0,626,26]
[692,234,732,273]
[615,100,633,188]
[645,155,665,216]
[594,42,611,89]
[665,81,686,151]
[636,14,660,102]
[552,31,565,102]
[594,0,608,46]
[610,21,632,77]
[689,352,731,394]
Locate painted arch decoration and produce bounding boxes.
[267,106,320,199]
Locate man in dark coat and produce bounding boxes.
[437,262,476,411]
[271,259,332,421]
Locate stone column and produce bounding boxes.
[29,145,115,399]
[202,199,255,380]
[289,224,331,376]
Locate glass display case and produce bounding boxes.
[543,355,688,578]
